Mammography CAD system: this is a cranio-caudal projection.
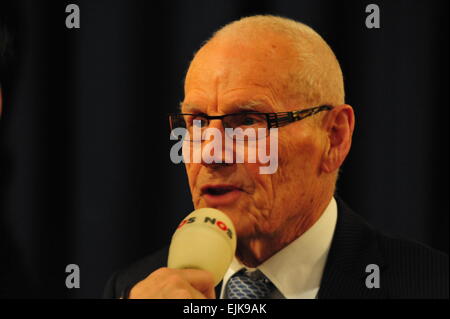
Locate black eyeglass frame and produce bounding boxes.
[169,105,333,132]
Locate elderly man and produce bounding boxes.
[104,15,448,299]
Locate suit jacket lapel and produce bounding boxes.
[215,281,223,298]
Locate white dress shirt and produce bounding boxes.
[220,196,338,299]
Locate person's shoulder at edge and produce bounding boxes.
[333,197,448,298]
[374,226,448,298]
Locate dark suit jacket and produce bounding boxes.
[103,197,449,299]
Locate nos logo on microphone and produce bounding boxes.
[177,215,234,240]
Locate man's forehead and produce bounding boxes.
[184,38,298,112]
[186,31,297,82]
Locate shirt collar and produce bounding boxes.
[220,196,337,299]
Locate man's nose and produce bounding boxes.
[201,119,234,169]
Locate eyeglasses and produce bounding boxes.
[169,105,333,141]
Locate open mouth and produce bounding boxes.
[201,185,243,207]
[202,185,239,196]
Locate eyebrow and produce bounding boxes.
[233,100,265,112]
[179,100,272,114]
[179,102,200,113]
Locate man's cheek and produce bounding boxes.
[243,162,261,176]
[185,163,200,191]
[267,140,306,203]
[244,163,273,211]
[273,135,319,196]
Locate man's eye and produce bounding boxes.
[237,114,264,126]
[242,117,256,125]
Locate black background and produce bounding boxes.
[0,0,448,298]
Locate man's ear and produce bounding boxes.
[321,104,355,174]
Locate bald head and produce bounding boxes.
[186,15,344,110]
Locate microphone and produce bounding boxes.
[167,208,237,286]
